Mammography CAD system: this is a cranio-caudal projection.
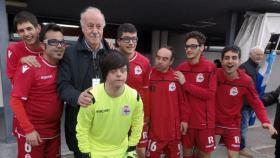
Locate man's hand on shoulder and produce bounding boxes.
[78,87,93,107]
[21,55,41,67]
[174,71,186,85]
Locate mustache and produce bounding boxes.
[89,33,101,38]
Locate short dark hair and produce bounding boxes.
[39,23,64,42]
[117,23,137,38]
[101,50,129,82]
[185,31,206,45]
[221,45,241,59]
[213,59,222,68]
[13,11,39,31]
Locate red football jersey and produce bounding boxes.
[6,41,42,82]
[215,68,270,129]
[148,68,188,141]
[11,56,63,138]
[176,56,217,129]
[127,51,150,94]
[127,51,151,120]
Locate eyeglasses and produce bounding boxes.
[44,39,67,47]
[184,44,200,50]
[119,37,138,44]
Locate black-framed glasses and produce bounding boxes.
[44,39,67,47]
[184,44,200,50]
[119,37,138,44]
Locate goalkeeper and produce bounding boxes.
[76,51,144,158]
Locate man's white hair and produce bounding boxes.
[80,6,106,27]
[249,46,264,54]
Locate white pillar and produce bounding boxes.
[160,30,168,47]
[0,0,15,143]
[151,30,160,65]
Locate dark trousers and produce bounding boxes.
[276,138,280,158]
[74,150,84,158]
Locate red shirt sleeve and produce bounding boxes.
[178,84,190,122]
[6,46,20,83]
[10,64,36,134]
[183,68,217,100]
[10,97,35,134]
[142,64,151,123]
[12,64,34,97]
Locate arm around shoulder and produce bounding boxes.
[57,49,81,107]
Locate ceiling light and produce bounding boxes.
[6,0,27,8]
[42,22,79,28]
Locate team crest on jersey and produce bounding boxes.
[22,65,30,73]
[122,105,131,116]
[8,50,13,58]
[230,87,238,96]
[169,82,176,91]
[134,65,142,75]
[196,73,204,83]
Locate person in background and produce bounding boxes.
[239,46,265,158]
[116,23,151,158]
[262,85,280,158]
[175,31,217,158]
[10,23,65,158]
[214,59,222,68]
[76,51,144,158]
[146,46,188,158]
[6,10,42,83]
[215,45,277,158]
[57,6,111,158]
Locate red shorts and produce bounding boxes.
[182,128,215,153]
[137,123,149,148]
[215,127,240,151]
[147,139,181,158]
[16,133,61,158]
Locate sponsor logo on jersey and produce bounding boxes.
[196,73,204,82]
[230,87,238,96]
[40,75,53,80]
[134,65,142,75]
[122,105,131,116]
[169,82,176,91]
[22,65,30,74]
[8,50,13,58]
[96,109,110,113]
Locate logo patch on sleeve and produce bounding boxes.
[22,65,30,73]
[8,50,13,58]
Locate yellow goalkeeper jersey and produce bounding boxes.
[76,83,144,157]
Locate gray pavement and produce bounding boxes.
[0,105,277,158]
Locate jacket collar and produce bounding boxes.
[248,58,259,68]
[75,35,110,54]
